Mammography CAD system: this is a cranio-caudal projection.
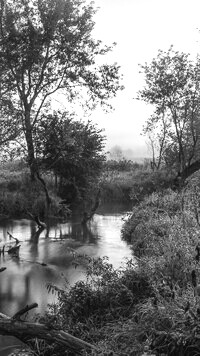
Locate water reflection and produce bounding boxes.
[0,203,133,353]
[0,210,132,314]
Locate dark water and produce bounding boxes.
[0,202,133,354]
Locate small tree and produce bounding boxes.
[143,111,169,170]
[0,0,123,179]
[37,112,106,202]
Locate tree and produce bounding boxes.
[138,47,200,177]
[143,111,169,170]
[109,145,123,161]
[36,111,106,202]
[0,0,122,179]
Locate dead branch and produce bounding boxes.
[0,308,97,354]
[7,232,19,244]
[12,303,38,321]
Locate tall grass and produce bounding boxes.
[101,160,175,203]
[0,161,63,219]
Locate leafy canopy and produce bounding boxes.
[0,0,123,177]
[36,111,106,200]
[138,47,200,172]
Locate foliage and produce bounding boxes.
[39,256,153,355]
[35,112,106,202]
[129,169,174,203]
[101,162,174,203]
[139,46,200,175]
[0,0,123,178]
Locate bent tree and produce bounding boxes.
[0,0,122,179]
[138,47,200,178]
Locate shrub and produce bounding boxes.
[39,257,153,355]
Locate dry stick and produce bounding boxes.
[12,303,38,321]
[0,308,97,354]
[7,232,20,244]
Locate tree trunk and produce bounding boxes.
[181,160,200,180]
[24,110,52,215]
[24,111,36,181]
[0,312,97,354]
[174,159,200,187]
[36,171,51,215]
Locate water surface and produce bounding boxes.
[0,202,133,354]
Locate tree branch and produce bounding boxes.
[12,303,38,321]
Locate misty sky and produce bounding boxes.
[86,0,200,157]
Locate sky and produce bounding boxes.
[84,0,200,157]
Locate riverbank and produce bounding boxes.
[13,171,200,356]
[1,160,190,355]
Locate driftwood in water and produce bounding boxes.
[82,188,101,224]
[0,304,97,354]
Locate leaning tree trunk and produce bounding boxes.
[181,160,200,180]
[173,159,200,188]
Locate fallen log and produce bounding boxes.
[0,304,97,354]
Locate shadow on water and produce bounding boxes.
[0,201,133,354]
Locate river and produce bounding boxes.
[0,202,133,355]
